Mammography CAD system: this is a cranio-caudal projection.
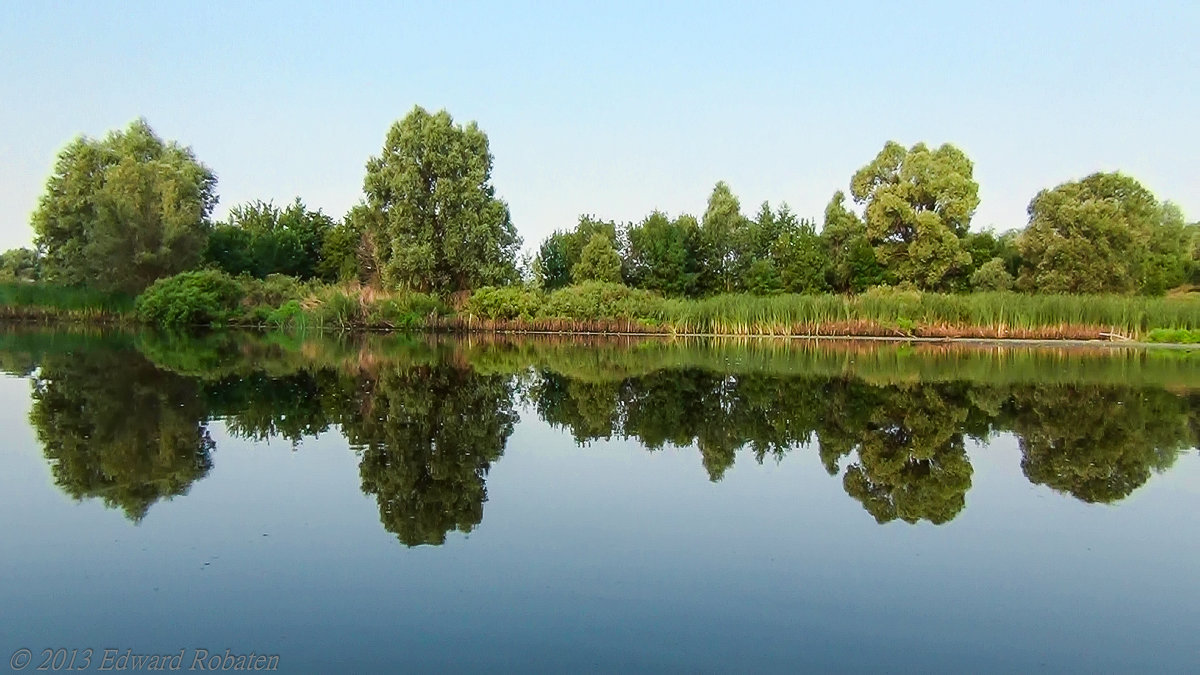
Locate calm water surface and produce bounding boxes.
[1,331,1197,673]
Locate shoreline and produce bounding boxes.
[1,317,1197,349]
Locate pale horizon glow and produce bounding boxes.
[1,1,1197,253]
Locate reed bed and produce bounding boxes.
[0,282,134,323]
[446,286,1200,341]
[652,291,1199,339]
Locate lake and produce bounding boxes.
[1,330,1197,673]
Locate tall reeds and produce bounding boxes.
[0,282,134,323]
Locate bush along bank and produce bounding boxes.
[4,273,1200,343]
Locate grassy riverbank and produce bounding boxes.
[3,278,1199,343]
[452,283,1200,341]
[0,282,134,323]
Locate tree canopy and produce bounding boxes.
[32,119,217,293]
[362,106,520,294]
[0,247,40,282]
[849,141,978,290]
[1017,172,1177,294]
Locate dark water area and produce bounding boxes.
[1,330,1198,672]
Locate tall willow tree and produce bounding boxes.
[362,106,520,294]
[32,119,217,293]
[1017,172,1189,294]
[849,141,978,290]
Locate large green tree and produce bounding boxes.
[362,106,520,293]
[32,119,217,293]
[697,181,749,294]
[848,141,978,290]
[1017,172,1190,294]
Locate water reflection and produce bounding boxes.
[4,330,1197,541]
[344,359,516,546]
[29,348,213,521]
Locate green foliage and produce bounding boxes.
[960,229,1019,291]
[7,330,1199,531]
[0,282,134,321]
[1141,202,1190,295]
[849,141,978,290]
[841,385,973,524]
[29,347,213,521]
[572,233,623,283]
[543,282,665,320]
[344,361,516,545]
[205,198,335,281]
[822,191,884,292]
[134,270,245,327]
[535,216,620,290]
[362,106,520,293]
[653,288,1200,337]
[318,215,366,283]
[696,181,749,294]
[465,286,545,320]
[1017,172,1188,295]
[970,257,1014,291]
[1144,328,1200,344]
[464,282,666,322]
[32,119,216,293]
[743,259,783,295]
[773,219,829,294]
[535,231,572,290]
[0,248,41,282]
[1189,223,1200,285]
[623,211,699,296]
[1009,385,1190,503]
[239,273,308,309]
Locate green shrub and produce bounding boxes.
[465,286,545,320]
[1145,328,1200,344]
[970,257,1015,291]
[241,273,308,309]
[266,300,304,327]
[542,282,665,319]
[135,271,245,327]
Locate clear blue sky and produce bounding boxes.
[2,1,1196,252]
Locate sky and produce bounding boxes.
[1,1,1197,252]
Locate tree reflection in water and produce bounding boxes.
[8,332,1196,538]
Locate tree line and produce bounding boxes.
[3,109,1197,298]
[537,145,1196,296]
